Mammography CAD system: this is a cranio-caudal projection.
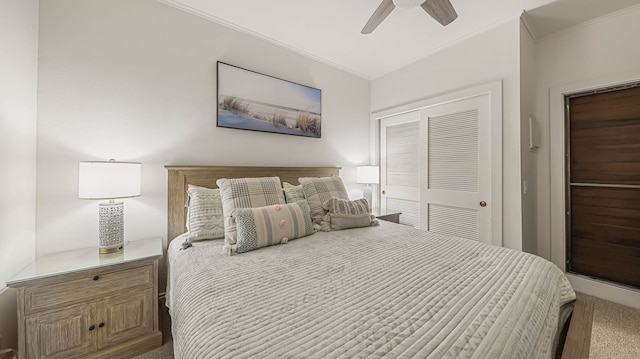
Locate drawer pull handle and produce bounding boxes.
[99,322,105,328]
[93,276,99,281]
[89,325,95,331]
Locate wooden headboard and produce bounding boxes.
[165,166,341,242]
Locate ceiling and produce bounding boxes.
[160,0,640,79]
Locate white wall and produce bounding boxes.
[0,0,38,349]
[519,19,538,255]
[535,5,640,307]
[535,4,640,260]
[36,0,371,256]
[371,18,525,251]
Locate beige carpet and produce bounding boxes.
[134,295,640,359]
[132,340,173,359]
[588,294,640,359]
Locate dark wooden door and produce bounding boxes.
[567,85,640,288]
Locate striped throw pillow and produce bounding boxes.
[217,177,286,245]
[320,197,378,231]
[299,176,349,225]
[232,201,315,254]
[186,185,225,241]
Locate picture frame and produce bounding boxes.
[216,61,322,138]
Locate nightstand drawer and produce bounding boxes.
[24,264,153,314]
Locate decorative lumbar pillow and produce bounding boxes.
[299,176,350,225]
[185,185,225,241]
[320,197,378,231]
[283,182,305,204]
[217,176,286,245]
[232,201,315,254]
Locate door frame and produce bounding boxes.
[370,81,503,247]
[550,71,640,308]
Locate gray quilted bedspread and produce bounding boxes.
[167,221,575,359]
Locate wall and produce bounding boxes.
[535,5,640,307]
[535,4,640,260]
[371,18,524,251]
[36,0,371,256]
[519,19,538,254]
[0,0,39,349]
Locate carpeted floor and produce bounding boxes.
[588,294,640,358]
[134,295,640,359]
[132,340,173,359]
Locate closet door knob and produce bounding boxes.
[89,325,95,331]
[382,190,386,195]
[93,276,99,281]
[480,201,487,207]
[99,322,105,328]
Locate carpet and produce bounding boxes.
[588,294,640,359]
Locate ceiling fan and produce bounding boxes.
[361,0,458,34]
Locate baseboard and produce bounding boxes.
[567,273,640,309]
[0,287,17,351]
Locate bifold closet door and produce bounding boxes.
[421,94,492,244]
[568,85,640,288]
[379,93,493,244]
[380,111,423,228]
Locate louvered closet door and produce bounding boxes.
[421,94,492,243]
[380,111,424,227]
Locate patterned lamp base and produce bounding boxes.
[362,186,373,209]
[98,202,124,254]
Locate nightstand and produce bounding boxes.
[6,238,163,359]
[374,208,402,224]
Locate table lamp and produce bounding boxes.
[356,165,379,209]
[78,160,141,254]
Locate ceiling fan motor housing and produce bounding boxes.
[393,0,425,8]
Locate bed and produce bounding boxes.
[164,166,576,359]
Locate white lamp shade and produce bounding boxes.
[78,161,141,199]
[393,0,425,9]
[356,166,380,184]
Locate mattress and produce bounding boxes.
[167,221,575,359]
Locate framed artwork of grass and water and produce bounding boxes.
[216,62,322,138]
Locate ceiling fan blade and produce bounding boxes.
[420,0,458,26]
[361,0,396,34]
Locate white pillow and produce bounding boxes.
[283,182,305,203]
[186,185,224,241]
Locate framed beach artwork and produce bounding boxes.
[216,62,322,138]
